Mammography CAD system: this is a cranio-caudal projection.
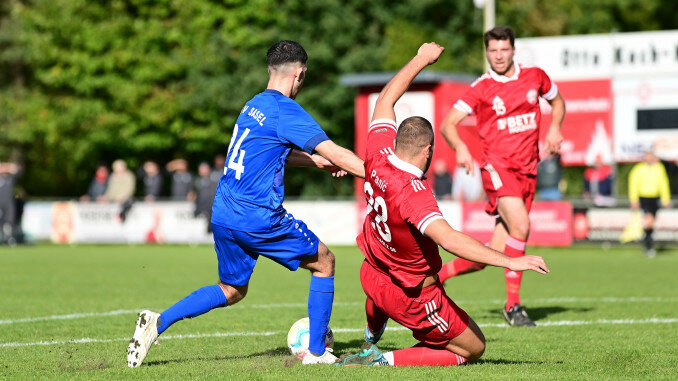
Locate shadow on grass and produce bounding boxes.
[476,358,562,366]
[523,306,593,321]
[482,305,592,322]
[144,346,291,366]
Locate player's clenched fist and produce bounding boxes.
[507,255,550,274]
[417,42,445,64]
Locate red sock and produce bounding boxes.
[391,343,467,366]
[504,235,526,310]
[438,258,485,282]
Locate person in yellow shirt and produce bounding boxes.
[628,150,671,256]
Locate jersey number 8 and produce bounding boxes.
[364,181,391,242]
[225,124,250,180]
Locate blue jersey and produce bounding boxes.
[211,89,329,232]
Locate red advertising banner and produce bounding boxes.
[461,201,573,246]
[539,79,613,165]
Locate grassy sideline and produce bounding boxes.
[1,244,676,379]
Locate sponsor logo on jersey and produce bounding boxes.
[496,112,537,134]
[526,89,538,105]
[492,96,506,115]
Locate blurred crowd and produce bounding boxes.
[80,155,226,226]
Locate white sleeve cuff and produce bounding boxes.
[417,212,444,234]
[369,118,398,133]
[542,83,558,101]
[453,100,473,115]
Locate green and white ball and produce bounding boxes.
[287,317,334,357]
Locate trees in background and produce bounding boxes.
[0,0,676,197]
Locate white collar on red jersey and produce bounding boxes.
[387,154,424,178]
[489,63,521,83]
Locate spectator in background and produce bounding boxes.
[452,160,483,202]
[166,159,195,201]
[105,159,136,221]
[628,150,671,257]
[212,154,226,182]
[432,159,453,200]
[584,155,615,206]
[536,153,562,201]
[138,161,164,201]
[660,157,678,197]
[81,164,109,202]
[0,161,20,245]
[194,161,219,233]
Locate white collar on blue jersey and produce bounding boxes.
[387,154,424,178]
[489,63,521,83]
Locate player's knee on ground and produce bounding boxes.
[218,281,248,305]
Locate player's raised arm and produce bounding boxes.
[371,42,445,122]
[424,218,550,274]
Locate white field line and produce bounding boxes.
[1,317,677,348]
[2,296,677,326]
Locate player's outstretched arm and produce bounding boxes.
[440,108,474,174]
[424,219,549,274]
[371,42,444,122]
[314,140,365,179]
[286,150,348,177]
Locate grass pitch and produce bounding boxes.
[1,244,677,379]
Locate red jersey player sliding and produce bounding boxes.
[438,26,566,327]
[335,42,549,367]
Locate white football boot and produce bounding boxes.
[301,348,338,365]
[127,310,160,368]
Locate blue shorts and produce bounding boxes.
[212,213,320,286]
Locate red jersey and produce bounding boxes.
[454,64,558,175]
[356,118,445,288]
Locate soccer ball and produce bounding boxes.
[286,317,334,357]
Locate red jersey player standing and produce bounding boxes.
[437,26,566,327]
[336,42,550,367]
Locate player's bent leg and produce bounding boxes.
[300,241,337,364]
[496,196,530,239]
[445,317,485,362]
[300,241,335,277]
[218,281,248,305]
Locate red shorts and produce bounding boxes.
[480,163,537,216]
[360,261,470,346]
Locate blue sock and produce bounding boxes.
[158,284,228,334]
[307,276,334,355]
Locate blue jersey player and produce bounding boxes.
[127,40,365,367]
